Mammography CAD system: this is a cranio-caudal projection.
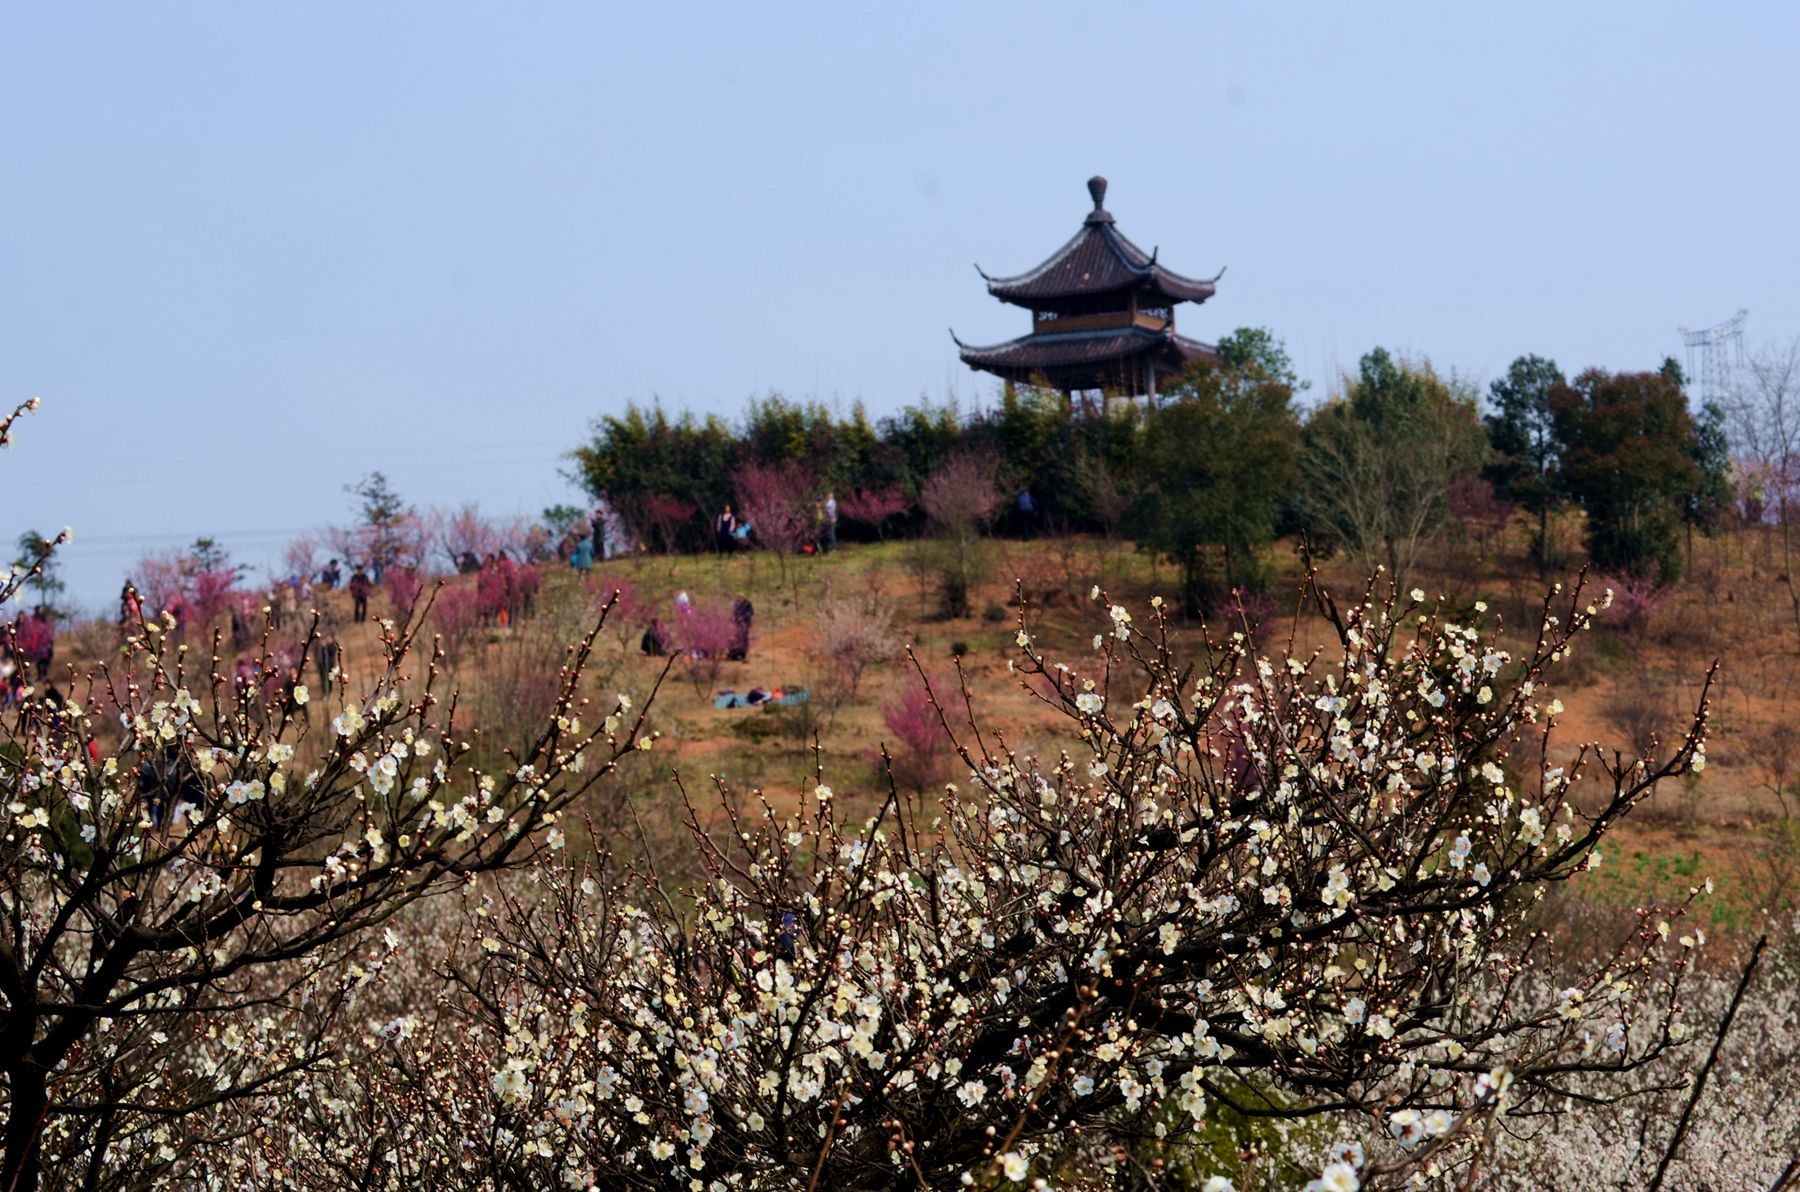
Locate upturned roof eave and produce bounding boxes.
[953,325,1218,370]
[980,223,1219,308]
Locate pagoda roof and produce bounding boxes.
[953,324,1215,387]
[977,177,1222,309]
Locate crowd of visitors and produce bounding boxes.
[558,504,631,573]
[3,479,896,726]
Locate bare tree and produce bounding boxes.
[1726,337,1800,644]
[814,584,904,706]
[1073,448,1130,540]
[281,533,319,584]
[1074,448,1133,583]
[434,502,502,569]
[1745,688,1799,820]
[920,451,1002,617]
[1298,352,1487,590]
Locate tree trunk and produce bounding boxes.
[3,1062,49,1192]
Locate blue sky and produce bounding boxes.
[4,3,1797,609]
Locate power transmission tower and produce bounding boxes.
[1679,309,1747,404]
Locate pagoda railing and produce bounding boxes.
[1030,310,1169,335]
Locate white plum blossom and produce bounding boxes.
[1449,833,1472,869]
[1308,1161,1360,1192]
[491,1059,533,1104]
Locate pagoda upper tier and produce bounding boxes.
[979,176,1221,310]
[955,176,1223,396]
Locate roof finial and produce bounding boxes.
[1084,175,1114,225]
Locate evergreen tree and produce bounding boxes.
[1687,398,1734,538]
[1214,325,1308,393]
[344,471,415,572]
[1127,344,1300,614]
[565,404,737,552]
[10,529,65,612]
[1484,354,1566,571]
[1550,368,1698,582]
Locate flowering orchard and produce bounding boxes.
[166,576,1733,1190]
[1,395,1771,1189]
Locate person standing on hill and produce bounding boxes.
[821,491,838,553]
[320,559,342,589]
[348,567,372,623]
[715,504,738,553]
[728,594,754,661]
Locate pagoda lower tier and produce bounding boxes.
[955,324,1215,394]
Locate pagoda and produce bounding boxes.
[954,176,1222,399]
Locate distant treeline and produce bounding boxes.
[566,328,1730,611]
